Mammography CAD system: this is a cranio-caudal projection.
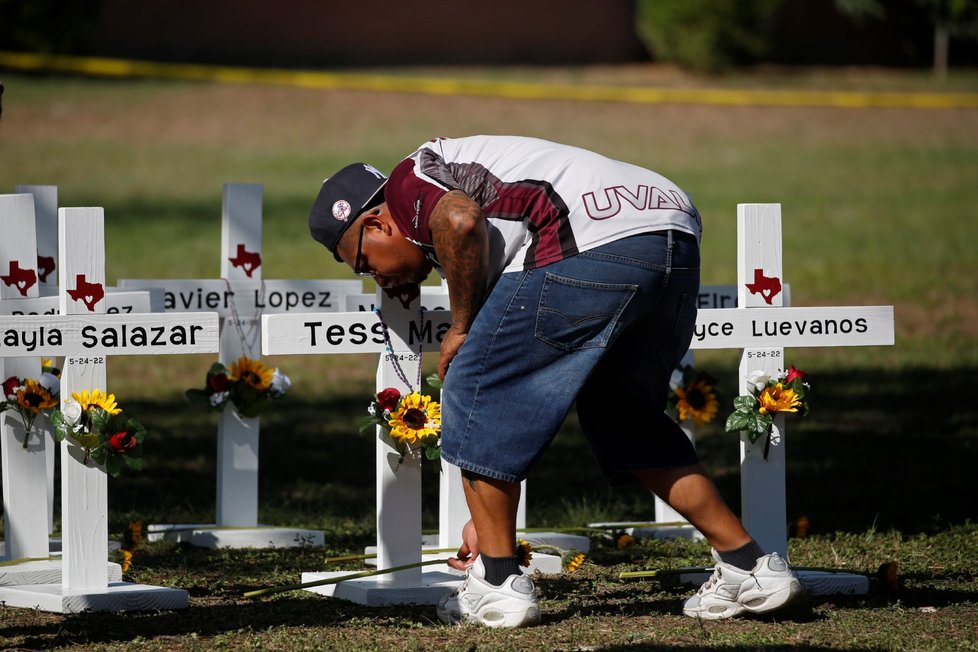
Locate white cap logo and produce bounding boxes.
[332,200,352,222]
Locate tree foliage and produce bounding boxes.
[634,0,785,72]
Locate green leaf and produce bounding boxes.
[732,395,757,411]
[127,418,147,442]
[90,444,107,466]
[745,413,773,443]
[90,407,110,432]
[424,446,441,461]
[105,413,126,434]
[360,416,384,434]
[425,373,444,390]
[105,454,122,477]
[725,410,752,433]
[237,399,266,419]
[51,411,67,441]
[75,432,100,450]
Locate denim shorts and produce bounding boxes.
[440,230,701,484]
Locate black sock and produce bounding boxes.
[481,553,520,586]
[717,539,766,571]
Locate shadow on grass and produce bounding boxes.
[34,366,975,540]
[534,366,977,537]
[3,596,433,649]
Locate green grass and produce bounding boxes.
[1,67,977,649]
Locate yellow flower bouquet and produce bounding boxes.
[361,387,441,468]
[725,365,810,458]
[51,389,146,476]
[186,356,291,419]
[1,373,59,448]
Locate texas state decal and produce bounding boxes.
[745,268,782,305]
[228,244,262,277]
[37,255,56,283]
[1,260,38,297]
[67,273,105,312]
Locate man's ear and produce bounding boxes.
[362,213,394,236]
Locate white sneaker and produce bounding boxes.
[437,557,541,628]
[683,550,803,620]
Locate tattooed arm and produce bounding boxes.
[428,189,489,380]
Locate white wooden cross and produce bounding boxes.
[0,194,51,568]
[0,201,219,613]
[2,186,163,557]
[684,203,894,595]
[265,287,461,605]
[119,183,361,548]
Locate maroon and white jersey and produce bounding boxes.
[384,135,701,277]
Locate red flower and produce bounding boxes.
[2,376,21,398]
[785,365,808,384]
[208,372,230,392]
[109,431,138,454]
[376,388,401,412]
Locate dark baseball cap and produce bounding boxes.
[309,163,388,260]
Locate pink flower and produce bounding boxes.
[376,388,401,412]
[785,365,808,384]
[109,431,138,454]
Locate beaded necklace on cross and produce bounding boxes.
[373,306,425,393]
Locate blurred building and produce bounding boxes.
[2,0,974,68]
[92,0,647,66]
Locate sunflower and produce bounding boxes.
[388,392,441,445]
[71,388,121,415]
[229,357,273,391]
[565,552,586,573]
[516,539,534,567]
[675,379,719,426]
[16,378,58,414]
[757,383,802,415]
[616,533,636,550]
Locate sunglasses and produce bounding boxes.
[353,220,375,278]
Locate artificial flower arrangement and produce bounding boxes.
[186,356,291,419]
[1,372,60,448]
[667,364,720,427]
[51,389,146,477]
[361,386,441,468]
[725,365,810,458]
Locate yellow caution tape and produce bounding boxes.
[3,51,977,110]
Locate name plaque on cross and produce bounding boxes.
[0,314,216,355]
[262,311,452,355]
[691,305,894,349]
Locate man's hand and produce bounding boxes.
[438,325,467,380]
[447,519,480,571]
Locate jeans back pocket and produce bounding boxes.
[534,273,637,352]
